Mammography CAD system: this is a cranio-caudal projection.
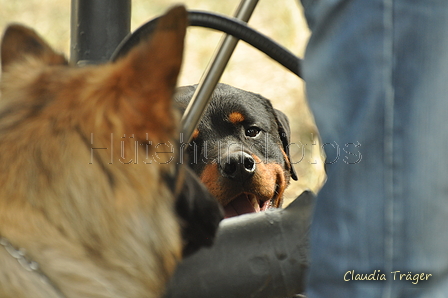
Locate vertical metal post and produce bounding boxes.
[180,0,259,142]
[70,0,131,65]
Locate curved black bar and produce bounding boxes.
[110,11,302,78]
[163,191,313,298]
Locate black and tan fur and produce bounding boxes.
[175,84,298,218]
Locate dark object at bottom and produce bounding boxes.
[164,191,313,298]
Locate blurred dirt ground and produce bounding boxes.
[0,0,326,204]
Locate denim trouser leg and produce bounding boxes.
[301,0,448,297]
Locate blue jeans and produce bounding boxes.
[300,0,448,297]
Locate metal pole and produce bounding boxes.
[70,0,131,65]
[180,0,259,142]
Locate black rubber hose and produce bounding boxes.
[110,11,303,78]
[164,191,313,298]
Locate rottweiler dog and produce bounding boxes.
[0,6,222,298]
[175,83,298,218]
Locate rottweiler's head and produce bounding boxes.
[175,83,297,218]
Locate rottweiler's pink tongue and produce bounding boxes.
[224,194,259,218]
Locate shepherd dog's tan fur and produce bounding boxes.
[0,6,187,298]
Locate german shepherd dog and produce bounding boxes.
[0,6,222,298]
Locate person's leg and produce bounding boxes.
[301,0,448,297]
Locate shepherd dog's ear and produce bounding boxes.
[1,24,67,72]
[274,109,298,181]
[116,5,186,91]
[111,5,187,139]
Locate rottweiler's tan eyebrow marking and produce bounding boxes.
[192,128,200,139]
[228,111,245,124]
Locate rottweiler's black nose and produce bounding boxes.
[219,152,256,180]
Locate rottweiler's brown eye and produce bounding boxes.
[245,126,261,138]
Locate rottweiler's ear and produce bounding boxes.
[274,109,298,181]
[1,24,67,72]
[174,85,197,112]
